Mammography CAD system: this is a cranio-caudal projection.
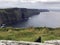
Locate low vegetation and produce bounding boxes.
[0,27,60,42]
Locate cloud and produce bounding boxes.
[0,0,60,2]
[20,0,60,2]
[41,0,60,2]
[0,0,18,2]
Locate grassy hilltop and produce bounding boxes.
[0,27,60,42]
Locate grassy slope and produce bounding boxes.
[0,27,60,42]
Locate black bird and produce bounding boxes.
[35,37,41,42]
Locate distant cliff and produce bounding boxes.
[0,8,40,26]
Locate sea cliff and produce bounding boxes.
[0,8,49,26]
[0,8,40,25]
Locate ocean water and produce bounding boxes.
[12,11,60,28]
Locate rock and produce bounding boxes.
[0,40,54,45]
[44,40,60,45]
[0,8,49,26]
[0,8,40,26]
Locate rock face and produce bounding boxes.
[0,8,40,26]
[0,8,49,26]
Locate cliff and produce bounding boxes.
[0,8,40,26]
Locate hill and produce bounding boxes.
[0,27,60,42]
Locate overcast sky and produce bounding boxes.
[0,0,60,9]
[0,0,60,2]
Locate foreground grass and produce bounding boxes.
[0,27,60,42]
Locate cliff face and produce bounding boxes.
[0,8,40,25]
[0,8,21,25]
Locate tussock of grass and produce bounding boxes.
[0,27,60,42]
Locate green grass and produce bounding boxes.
[0,27,60,42]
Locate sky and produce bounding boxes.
[0,0,60,2]
[20,0,60,2]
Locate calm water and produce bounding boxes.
[12,11,60,28]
